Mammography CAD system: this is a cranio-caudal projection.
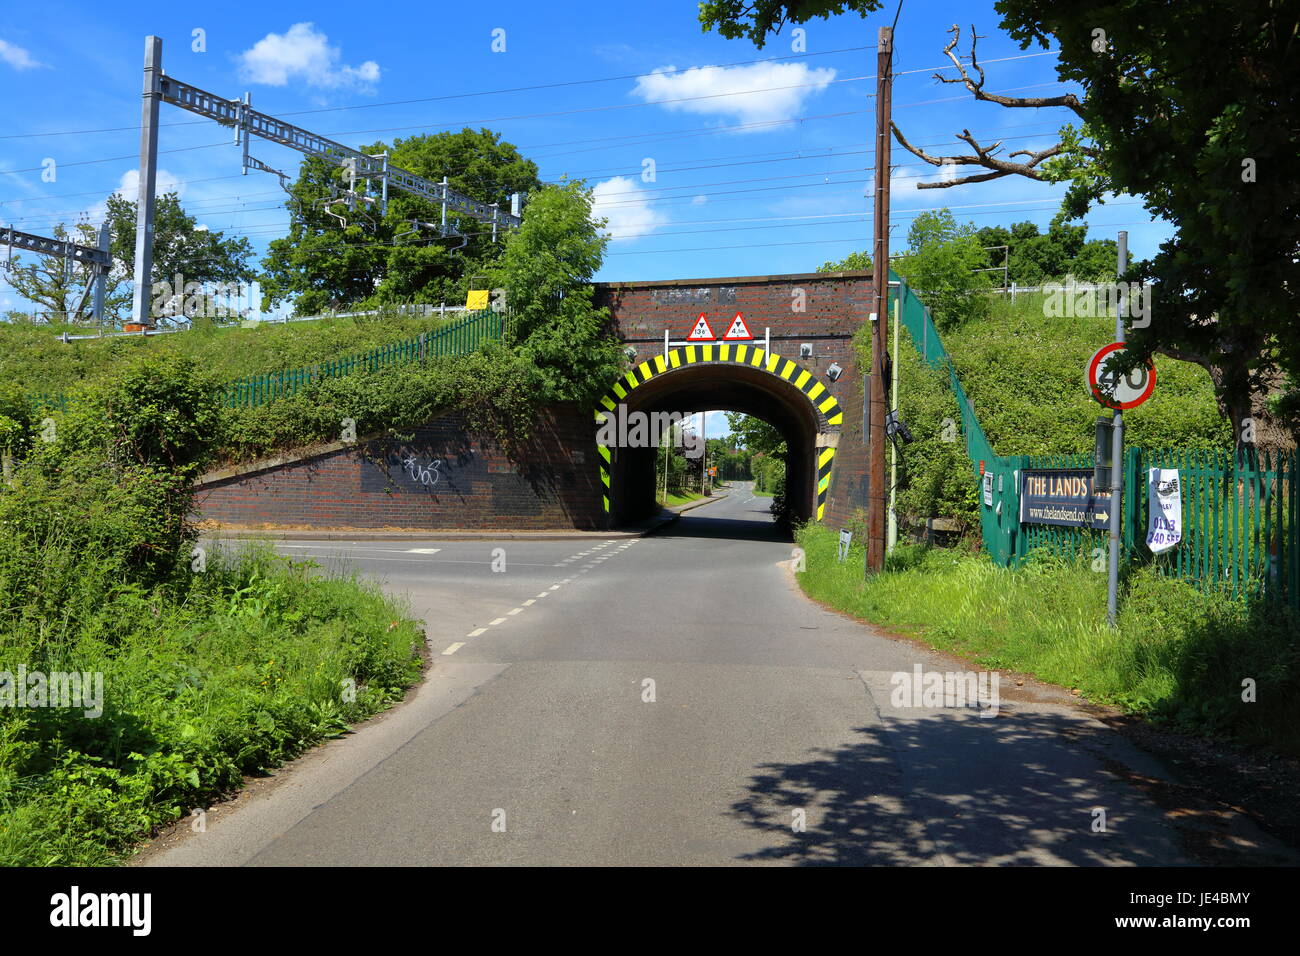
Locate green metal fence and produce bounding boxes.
[26,309,506,414]
[221,308,506,408]
[891,270,1298,608]
[998,444,1298,608]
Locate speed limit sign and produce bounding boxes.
[1086,342,1156,410]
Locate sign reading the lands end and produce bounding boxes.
[1019,468,1113,529]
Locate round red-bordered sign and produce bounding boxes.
[1086,342,1156,410]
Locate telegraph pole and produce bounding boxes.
[867,25,894,574]
[130,36,162,330]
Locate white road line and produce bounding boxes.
[507,608,523,616]
[406,548,442,554]
[489,617,507,626]
[441,642,465,655]
[549,585,561,590]
[536,592,550,598]
[522,599,535,606]
[467,627,487,637]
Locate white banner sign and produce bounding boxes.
[838,530,852,562]
[1146,468,1182,553]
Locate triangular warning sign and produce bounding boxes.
[722,312,753,340]
[686,313,716,341]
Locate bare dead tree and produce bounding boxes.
[891,24,1098,189]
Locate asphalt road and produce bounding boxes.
[144,482,1290,866]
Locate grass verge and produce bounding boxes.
[0,546,423,866]
[795,523,1300,755]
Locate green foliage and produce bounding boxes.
[0,359,423,865]
[725,412,786,457]
[795,523,1300,753]
[104,192,256,326]
[5,193,254,327]
[975,213,1121,285]
[217,342,539,463]
[869,290,1228,527]
[994,0,1300,435]
[490,182,625,405]
[698,0,882,47]
[0,546,423,865]
[262,130,541,314]
[0,308,461,396]
[823,209,992,331]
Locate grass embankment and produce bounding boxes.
[0,310,454,395]
[881,292,1231,529]
[658,490,704,507]
[0,547,423,866]
[796,524,1300,755]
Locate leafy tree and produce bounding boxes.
[699,0,882,46]
[104,192,256,326]
[702,1,1300,445]
[976,214,1119,285]
[724,412,786,457]
[261,129,541,315]
[821,209,992,330]
[489,181,625,404]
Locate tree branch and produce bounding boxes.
[935,24,1086,117]
[891,122,1065,189]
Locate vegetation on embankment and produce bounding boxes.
[795,524,1300,755]
[0,308,458,397]
[873,291,1230,530]
[0,357,424,865]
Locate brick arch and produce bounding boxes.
[594,342,842,524]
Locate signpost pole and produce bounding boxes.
[1106,232,1129,627]
[887,291,899,552]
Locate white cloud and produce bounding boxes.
[79,168,185,225]
[0,39,41,71]
[691,195,707,206]
[591,176,669,241]
[632,62,835,127]
[237,23,380,90]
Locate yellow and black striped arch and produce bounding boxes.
[594,344,843,521]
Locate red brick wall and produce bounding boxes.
[194,404,604,531]
[596,271,873,528]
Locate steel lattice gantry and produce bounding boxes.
[130,34,523,326]
[3,224,112,323]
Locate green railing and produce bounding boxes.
[25,309,506,414]
[221,309,506,408]
[891,270,1298,608]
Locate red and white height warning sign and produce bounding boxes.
[686,313,716,341]
[722,312,753,340]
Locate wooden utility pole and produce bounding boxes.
[867,26,894,573]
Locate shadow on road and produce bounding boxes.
[727,709,1245,866]
[654,511,789,543]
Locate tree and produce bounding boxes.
[261,129,542,315]
[699,1,1300,445]
[821,209,992,329]
[976,214,1119,285]
[8,192,258,326]
[2,224,93,324]
[490,181,626,405]
[724,412,786,457]
[699,1,882,47]
[103,192,256,326]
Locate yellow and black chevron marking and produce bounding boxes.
[594,344,843,522]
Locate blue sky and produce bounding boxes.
[1,0,1169,438]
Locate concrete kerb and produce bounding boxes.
[197,495,727,542]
